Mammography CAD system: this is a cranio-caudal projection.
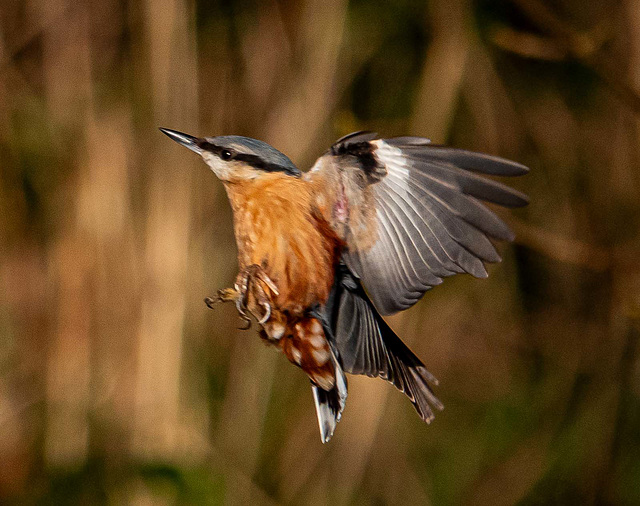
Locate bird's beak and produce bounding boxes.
[159,127,202,154]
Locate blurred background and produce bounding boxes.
[1,0,640,504]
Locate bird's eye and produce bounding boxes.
[220,149,234,161]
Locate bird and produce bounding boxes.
[160,128,529,443]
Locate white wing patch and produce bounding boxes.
[372,139,411,183]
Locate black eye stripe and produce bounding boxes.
[195,140,300,176]
[195,140,235,161]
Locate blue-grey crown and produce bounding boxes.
[206,135,301,177]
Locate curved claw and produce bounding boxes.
[258,302,271,325]
[238,314,252,330]
[204,297,216,309]
[257,272,279,296]
[235,296,249,320]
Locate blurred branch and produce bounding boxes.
[0,1,74,71]
[132,0,198,459]
[263,0,348,159]
[510,0,615,59]
[513,217,640,279]
[411,0,470,141]
[511,219,612,271]
[489,27,568,61]
[495,0,640,115]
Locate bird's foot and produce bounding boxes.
[236,264,279,298]
[236,264,279,326]
[205,265,278,329]
[205,288,238,308]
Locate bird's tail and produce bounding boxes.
[311,346,347,443]
[325,264,443,423]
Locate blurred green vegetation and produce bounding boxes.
[1,0,639,504]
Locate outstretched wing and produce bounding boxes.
[305,132,528,315]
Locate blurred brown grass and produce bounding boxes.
[1,0,640,504]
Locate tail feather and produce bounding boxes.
[324,264,443,423]
[311,347,347,443]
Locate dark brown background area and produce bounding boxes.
[1,0,639,504]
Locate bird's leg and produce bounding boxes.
[206,265,278,329]
[236,264,279,325]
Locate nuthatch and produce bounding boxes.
[160,128,528,442]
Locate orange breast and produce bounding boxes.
[224,174,339,313]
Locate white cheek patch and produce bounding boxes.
[202,153,260,181]
[202,152,226,177]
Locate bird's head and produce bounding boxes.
[159,128,300,182]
